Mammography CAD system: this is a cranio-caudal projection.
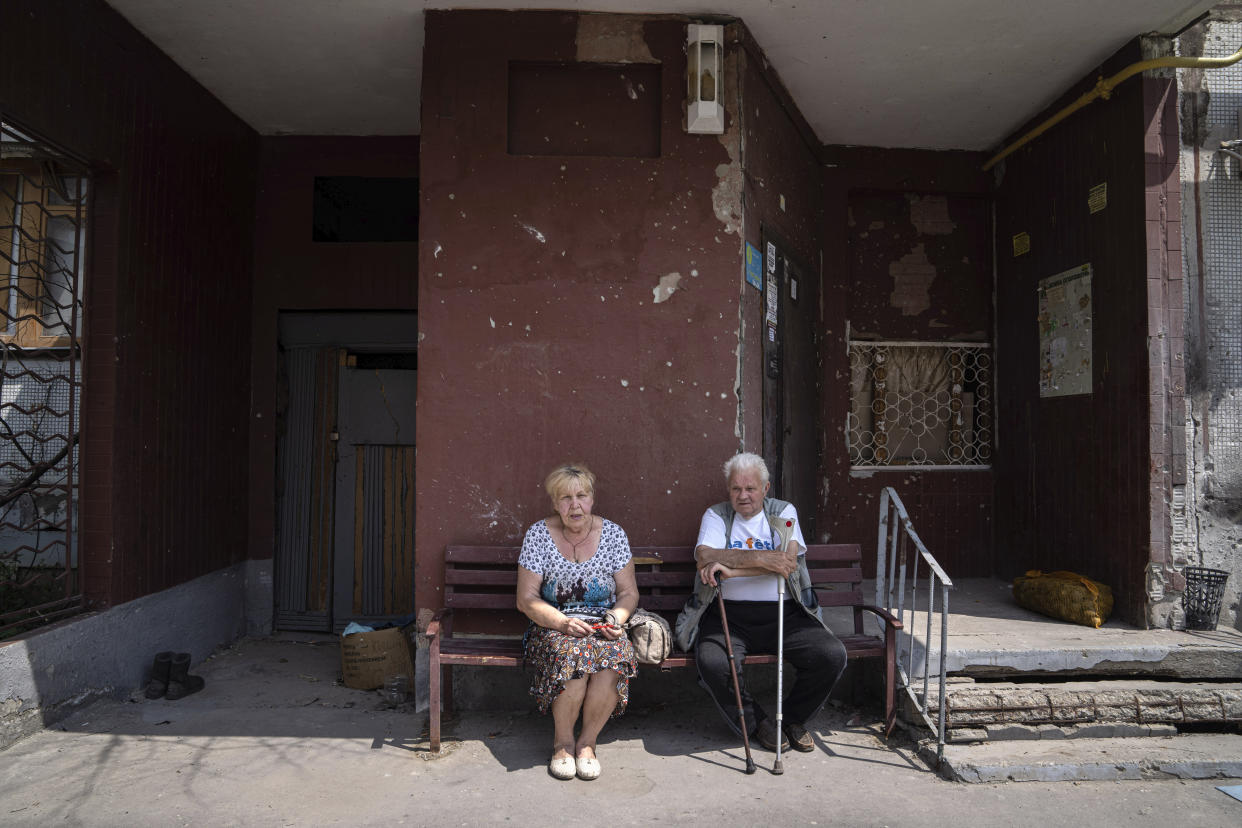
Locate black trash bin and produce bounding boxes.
[1182,566,1230,631]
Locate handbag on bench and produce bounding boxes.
[625,608,672,665]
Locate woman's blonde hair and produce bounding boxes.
[544,462,596,501]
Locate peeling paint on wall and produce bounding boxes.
[713,158,743,237]
[889,243,936,316]
[907,194,955,235]
[518,222,546,243]
[575,14,657,63]
[653,272,681,303]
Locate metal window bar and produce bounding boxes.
[0,117,88,639]
[848,340,993,470]
[874,486,952,765]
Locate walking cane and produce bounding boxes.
[716,590,756,774]
[773,518,795,776]
[773,575,785,775]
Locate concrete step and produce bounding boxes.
[931,733,1242,783]
[927,678,1242,729]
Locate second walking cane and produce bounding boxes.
[772,518,797,775]
[716,590,756,774]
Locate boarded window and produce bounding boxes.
[508,62,661,158]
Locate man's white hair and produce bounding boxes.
[723,452,770,486]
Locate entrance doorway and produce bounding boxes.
[761,234,819,536]
[273,312,417,632]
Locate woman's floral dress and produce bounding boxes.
[518,518,638,716]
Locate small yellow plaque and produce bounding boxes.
[1012,231,1031,257]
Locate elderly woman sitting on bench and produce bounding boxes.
[516,463,638,781]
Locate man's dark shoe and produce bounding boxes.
[783,721,815,752]
[753,718,789,752]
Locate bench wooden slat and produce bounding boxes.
[446,546,522,563]
[446,570,518,585]
[638,595,693,611]
[805,567,862,582]
[627,546,694,561]
[444,594,519,609]
[804,545,867,561]
[635,571,699,587]
[815,591,866,607]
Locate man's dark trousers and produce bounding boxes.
[695,599,848,734]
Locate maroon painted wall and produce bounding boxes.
[416,11,747,628]
[0,0,258,606]
[248,136,419,563]
[820,149,994,577]
[993,40,1173,624]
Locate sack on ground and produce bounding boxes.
[1012,570,1113,628]
[626,608,672,664]
[340,624,417,690]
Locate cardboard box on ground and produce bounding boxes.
[340,625,417,690]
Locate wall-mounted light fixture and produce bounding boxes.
[686,23,724,134]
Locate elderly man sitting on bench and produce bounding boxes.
[675,452,848,753]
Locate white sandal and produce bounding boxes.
[575,755,601,781]
[548,754,576,780]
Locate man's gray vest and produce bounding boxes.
[673,497,825,651]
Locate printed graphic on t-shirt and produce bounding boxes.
[728,535,775,550]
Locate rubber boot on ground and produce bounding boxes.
[144,651,173,699]
[165,652,205,700]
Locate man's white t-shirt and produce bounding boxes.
[696,503,806,601]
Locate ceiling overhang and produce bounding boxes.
[103,1,1216,150]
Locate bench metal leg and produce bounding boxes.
[430,655,442,753]
[429,662,454,754]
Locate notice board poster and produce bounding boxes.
[1038,263,1093,398]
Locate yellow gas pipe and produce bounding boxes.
[983,45,1242,171]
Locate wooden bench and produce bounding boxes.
[426,544,901,752]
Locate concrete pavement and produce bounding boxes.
[2,635,1241,827]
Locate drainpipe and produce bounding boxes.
[983,45,1242,171]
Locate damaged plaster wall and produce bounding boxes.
[1176,9,1242,631]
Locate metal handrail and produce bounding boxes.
[874,486,953,765]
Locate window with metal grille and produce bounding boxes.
[847,341,993,469]
[0,118,87,638]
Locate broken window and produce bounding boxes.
[847,341,993,468]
